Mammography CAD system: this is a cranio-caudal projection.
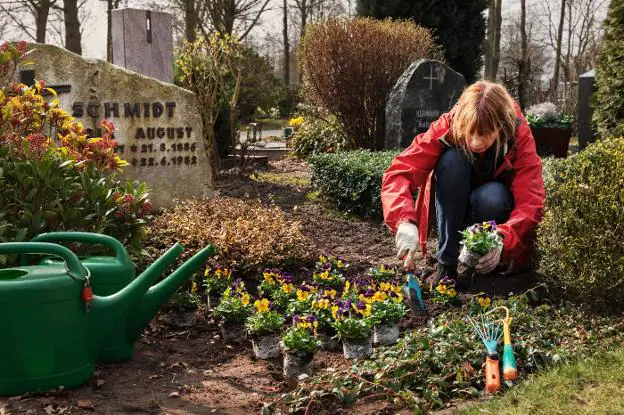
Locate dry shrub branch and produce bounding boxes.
[299,18,442,150]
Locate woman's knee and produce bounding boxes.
[435,147,471,177]
[469,182,514,223]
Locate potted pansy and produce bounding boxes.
[525,102,573,158]
[269,272,297,312]
[431,276,459,305]
[459,220,503,268]
[203,263,232,309]
[246,298,285,359]
[312,255,347,288]
[258,268,282,298]
[371,287,407,346]
[214,280,252,344]
[310,289,340,351]
[280,315,321,385]
[332,299,374,359]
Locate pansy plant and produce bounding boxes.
[431,276,459,305]
[214,280,253,325]
[203,263,232,294]
[331,299,374,341]
[246,298,285,337]
[460,220,503,255]
[281,314,321,355]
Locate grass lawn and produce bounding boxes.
[460,348,624,415]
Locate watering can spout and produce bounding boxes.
[89,243,184,353]
[127,245,216,343]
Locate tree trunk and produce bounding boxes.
[35,0,51,43]
[204,120,219,184]
[492,0,502,81]
[63,0,82,55]
[283,0,290,87]
[300,0,307,39]
[485,0,495,80]
[185,0,197,43]
[518,0,529,110]
[552,0,566,100]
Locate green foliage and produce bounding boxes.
[299,18,441,150]
[538,138,624,309]
[368,264,399,282]
[357,0,488,83]
[332,317,373,341]
[290,116,348,158]
[592,0,624,139]
[282,318,322,354]
[309,150,400,218]
[371,299,407,325]
[282,294,624,412]
[202,264,233,294]
[460,221,503,255]
[246,308,285,337]
[169,288,201,310]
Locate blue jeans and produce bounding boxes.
[435,148,514,267]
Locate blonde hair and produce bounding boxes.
[449,81,517,162]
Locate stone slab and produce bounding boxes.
[578,69,597,150]
[24,43,211,209]
[386,59,466,148]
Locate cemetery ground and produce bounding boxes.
[1,159,623,415]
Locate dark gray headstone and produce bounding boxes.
[386,59,466,148]
[578,69,597,150]
[112,8,173,83]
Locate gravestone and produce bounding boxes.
[24,43,211,209]
[112,8,173,83]
[386,59,466,148]
[578,69,597,150]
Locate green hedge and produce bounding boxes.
[538,137,624,309]
[309,150,399,218]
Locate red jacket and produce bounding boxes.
[381,104,545,271]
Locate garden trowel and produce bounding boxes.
[404,271,426,315]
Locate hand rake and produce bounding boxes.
[487,306,518,381]
[467,314,503,393]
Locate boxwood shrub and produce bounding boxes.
[309,150,399,219]
[538,137,624,309]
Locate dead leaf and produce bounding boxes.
[57,407,69,414]
[148,375,161,380]
[168,392,180,398]
[44,405,55,415]
[77,400,94,410]
[96,379,106,388]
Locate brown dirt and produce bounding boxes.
[0,159,536,415]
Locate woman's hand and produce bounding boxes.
[476,246,502,274]
[396,222,419,270]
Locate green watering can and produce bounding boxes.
[0,241,214,396]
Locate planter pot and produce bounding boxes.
[283,352,314,385]
[459,246,482,268]
[373,323,400,346]
[318,331,340,351]
[219,321,247,344]
[251,334,281,359]
[530,126,572,158]
[342,336,373,359]
[207,291,222,310]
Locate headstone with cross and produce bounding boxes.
[385,59,467,148]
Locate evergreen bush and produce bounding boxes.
[538,138,624,309]
[309,150,399,218]
[592,0,624,139]
[290,116,348,158]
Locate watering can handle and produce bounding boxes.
[0,242,88,279]
[23,232,132,267]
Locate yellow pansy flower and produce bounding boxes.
[241,293,250,305]
[373,291,387,302]
[191,281,197,293]
[436,284,448,295]
[331,305,340,319]
[314,298,330,309]
[297,289,311,301]
[282,283,294,294]
[448,288,457,298]
[344,280,351,293]
[478,297,491,308]
[254,298,270,313]
[337,260,344,268]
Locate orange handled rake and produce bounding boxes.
[467,314,503,393]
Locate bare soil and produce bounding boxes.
[0,160,536,415]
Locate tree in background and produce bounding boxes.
[299,18,441,150]
[484,0,502,81]
[0,0,56,43]
[592,0,624,138]
[356,0,488,83]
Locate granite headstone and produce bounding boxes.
[578,69,597,150]
[24,43,211,209]
[112,8,173,83]
[386,59,466,148]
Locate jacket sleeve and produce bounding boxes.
[381,113,449,233]
[497,111,546,270]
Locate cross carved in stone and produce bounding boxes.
[20,69,72,96]
[422,66,442,90]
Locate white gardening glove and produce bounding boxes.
[396,222,419,270]
[476,246,503,274]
